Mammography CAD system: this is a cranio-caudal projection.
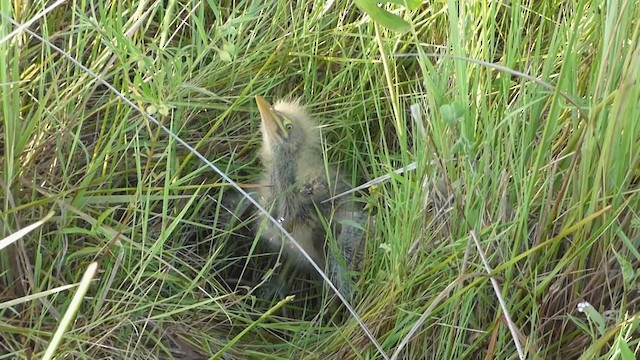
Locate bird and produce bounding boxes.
[252,95,367,299]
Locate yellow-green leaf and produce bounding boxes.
[385,0,421,11]
[354,0,410,33]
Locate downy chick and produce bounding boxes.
[254,96,366,299]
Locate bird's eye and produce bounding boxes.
[285,123,293,131]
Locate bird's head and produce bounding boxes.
[255,96,318,161]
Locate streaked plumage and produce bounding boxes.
[254,96,366,298]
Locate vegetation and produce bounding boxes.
[1,0,639,359]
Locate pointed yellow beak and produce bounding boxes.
[256,95,289,141]
[255,96,285,142]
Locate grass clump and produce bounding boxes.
[1,1,639,359]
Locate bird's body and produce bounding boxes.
[253,96,363,297]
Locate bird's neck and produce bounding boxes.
[271,147,298,194]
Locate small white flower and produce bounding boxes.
[577,301,592,313]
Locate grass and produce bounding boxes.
[1,0,639,359]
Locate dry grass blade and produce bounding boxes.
[470,231,525,360]
[0,211,54,251]
[42,262,99,360]
[0,0,66,45]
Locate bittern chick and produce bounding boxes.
[254,96,365,298]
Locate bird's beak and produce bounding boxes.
[255,96,286,142]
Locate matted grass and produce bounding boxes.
[1,1,639,359]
